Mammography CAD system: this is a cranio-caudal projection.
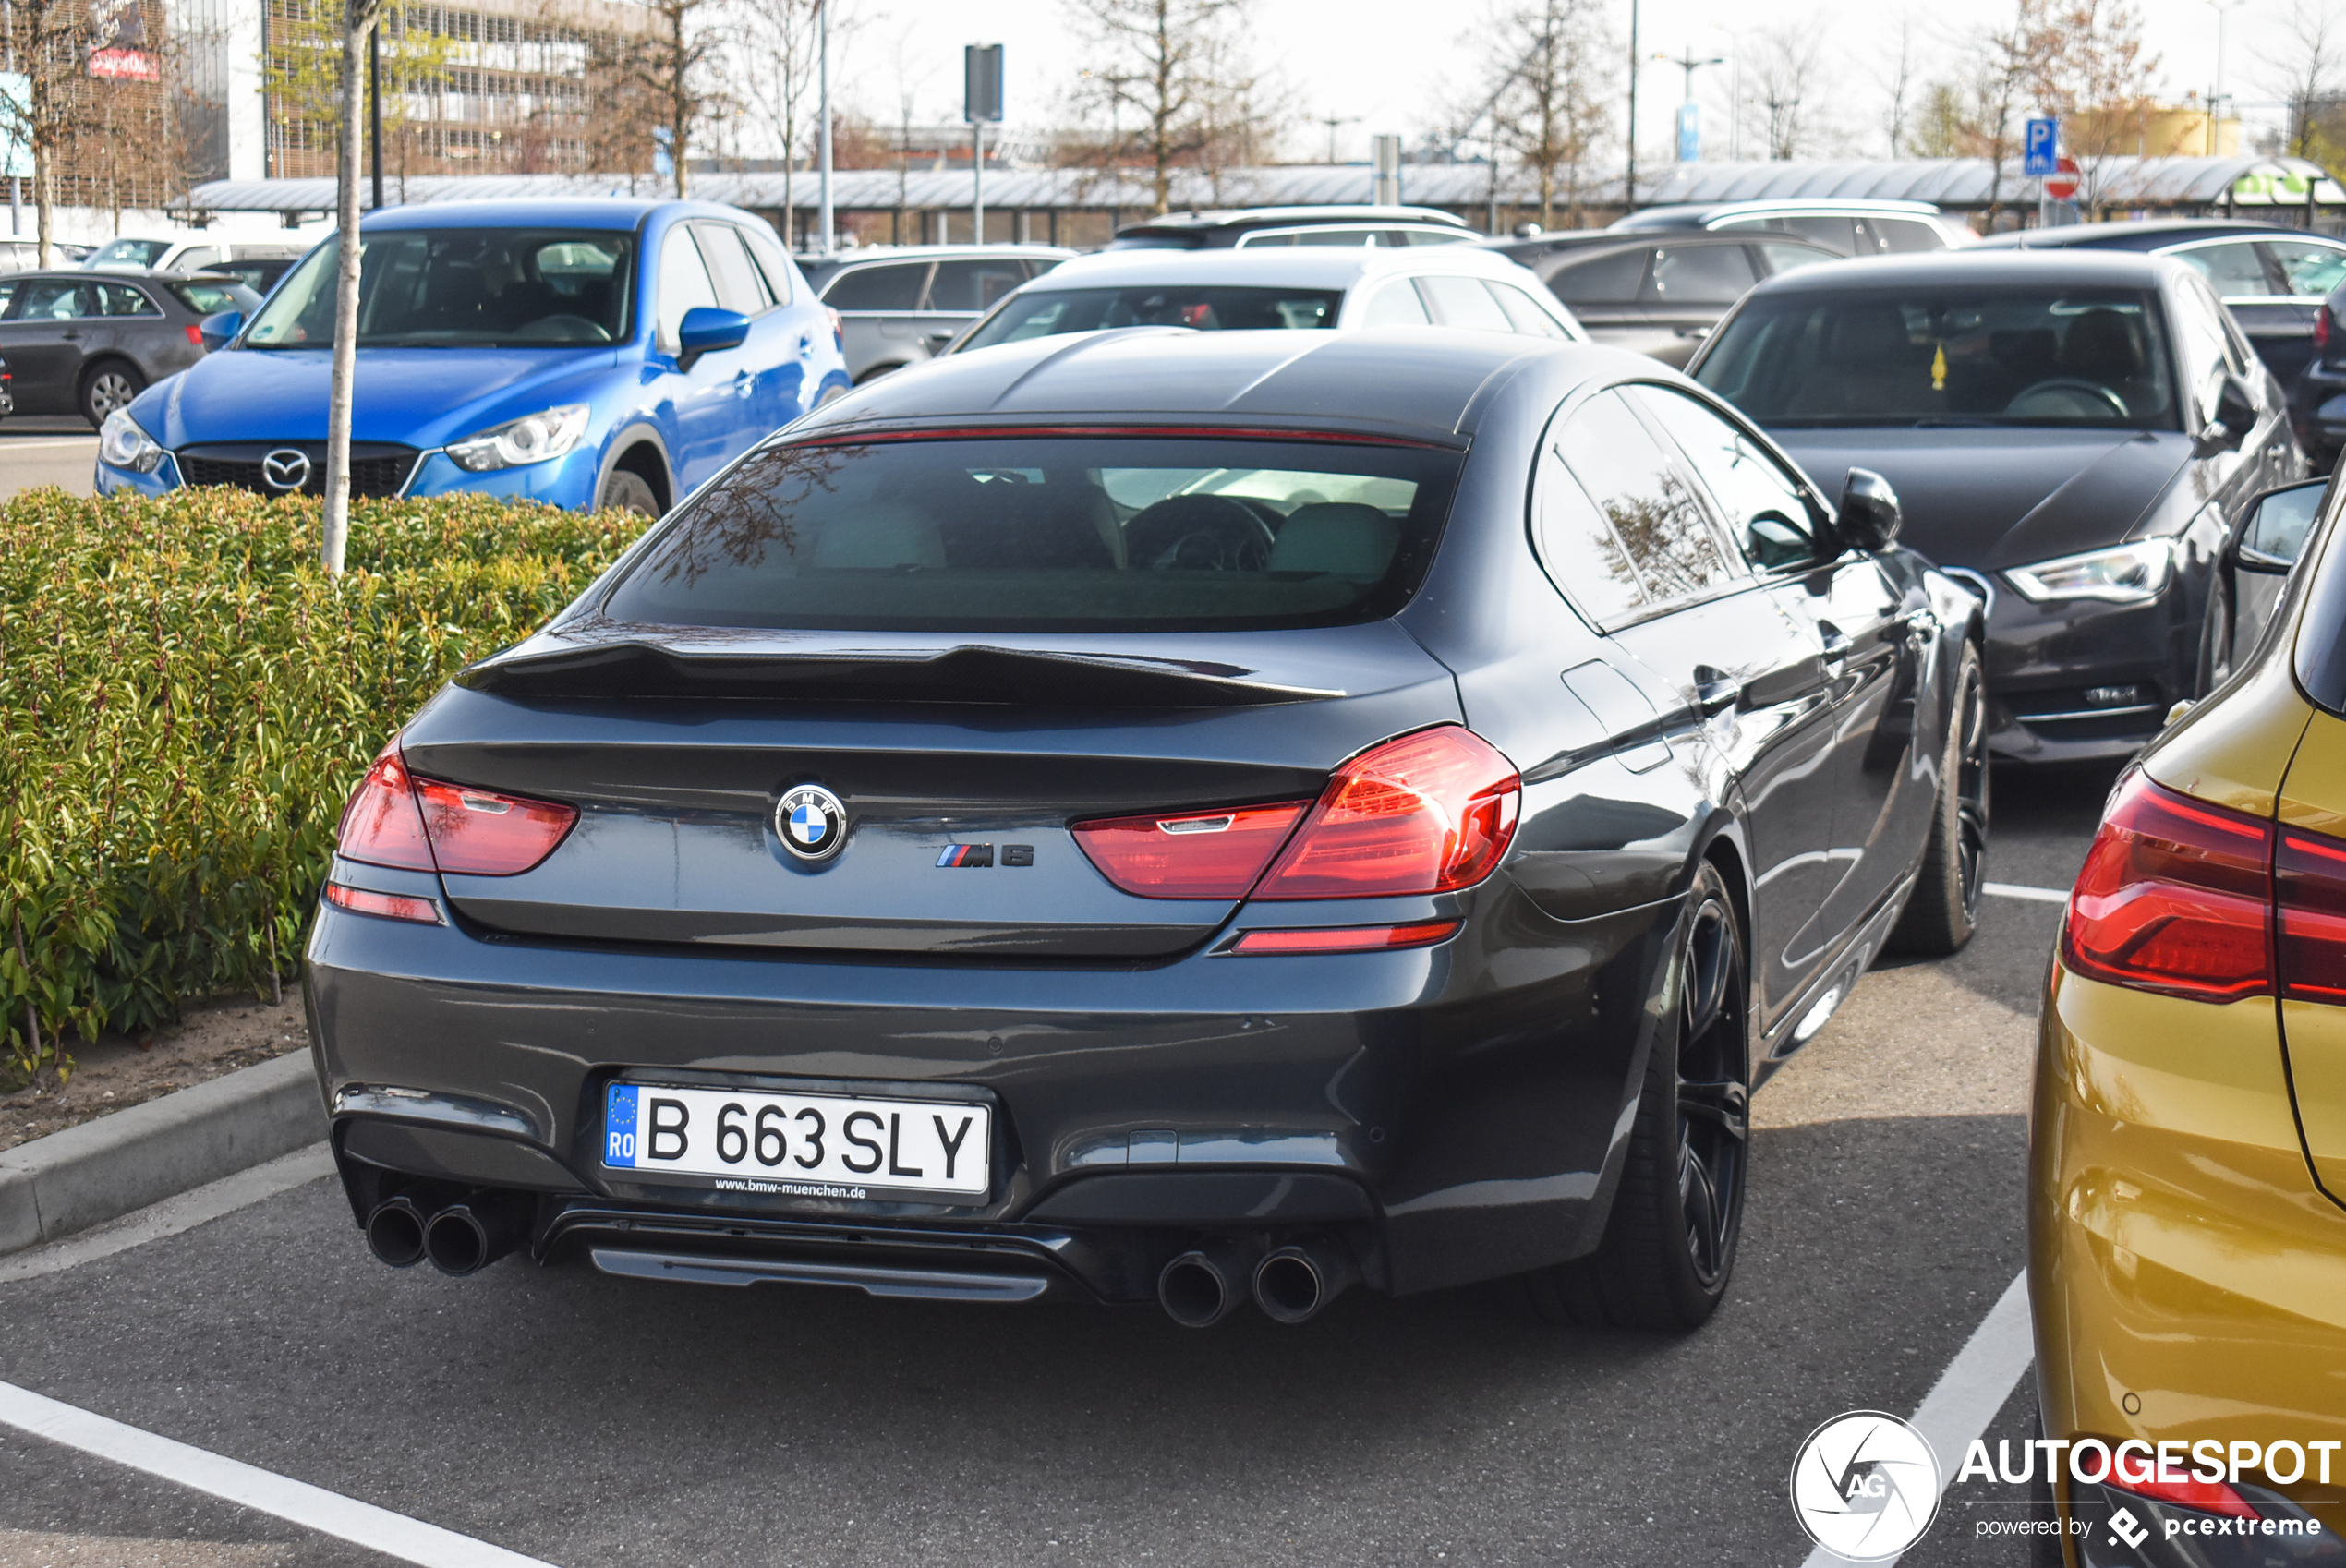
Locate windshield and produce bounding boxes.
[242,229,635,348]
[88,238,173,268]
[961,285,1345,351]
[599,435,1463,632]
[170,279,260,315]
[1693,286,2179,429]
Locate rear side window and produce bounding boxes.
[824,262,929,310]
[2265,239,2346,299]
[1488,281,1570,337]
[2175,241,2277,298]
[1628,384,1821,570]
[1641,244,1755,305]
[1554,391,1739,607]
[94,282,160,317]
[601,436,1465,633]
[1772,214,1859,254]
[1419,274,1512,331]
[736,225,796,304]
[17,280,87,319]
[692,223,769,315]
[1873,218,1946,254]
[1360,279,1433,325]
[928,259,1027,312]
[1755,242,1832,278]
[169,279,257,314]
[1544,247,1647,304]
[961,285,1343,348]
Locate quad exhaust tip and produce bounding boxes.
[1157,1236,1360,1327]
[363,1195,428,1269]
[366,1192,526,1277]
[1253,1238,1360,1325]
[1158,1248,1243,1328]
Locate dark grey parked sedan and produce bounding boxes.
[0,269,258,426]
[311,327,1984,1332]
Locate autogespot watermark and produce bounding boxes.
[1793,1414,2339,1559]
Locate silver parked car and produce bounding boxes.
[797,245,1072,383]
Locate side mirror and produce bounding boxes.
[675,306,750,370]
[198,309,242,351]
[2202,373,2258,452]
[2233,478,2326,573]
[1837,467,1903,552]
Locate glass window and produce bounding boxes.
[961,285,1345,348]
[175,247,223,271]
[693,224,769,314]
[2173,241,2277,298]
[1396,228,1475,247]
[1694,285,2180,429]
[1628,384,1821,571]
[0,279,18,315]
[1537,456,1648,627]
[822,262,929,310]
[1360,279,1433,325]
[243,230,633,348]
[1641,244,1757,306]
[928,259,1029,312]
[736,224,795,304]
[86,237,171,268]
[2264,239,2346,299]
[2173,274,2239,418]
[1419,273,1512,331]
[599,436,1464,633]
[1771,214,1860,254]
[1291,228,1379,247]
[93,282,160,317]
[1487,281,1570,337]
[1755,241,1832,278]
[1872,218,1947,254]
[16,280,88,320]
[1556,390,1739,607]
[656,225,720,349]
[168,279,259,315]
[1543,247,1647,305]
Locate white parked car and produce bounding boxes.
[948,246,1584,358]
[83,235,307,276]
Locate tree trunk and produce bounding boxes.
[324,4,372,576]
[30,137,50,268]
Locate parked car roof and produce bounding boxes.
[1482,228,1821,262]
[1613,198,1952,229]
[1970,218,2322,250]
[1735,246,2176,294]
[799,243,1074,287]
[1011,245,1545,292]
[357,198,747,231]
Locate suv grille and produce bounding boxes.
[176,441,419,499]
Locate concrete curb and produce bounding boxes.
[0,1053,328,1254]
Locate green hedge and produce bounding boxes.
[0,487,641,1084]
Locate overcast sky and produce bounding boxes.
[790,0,2312,165]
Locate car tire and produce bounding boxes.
[2195,572,2236,696]
[595,468,660,518]
[816,381,851,405]
[1888,643,1989,958]
[79,360,144,428]
[852,364,903,385]
[1526,860,1749,1332]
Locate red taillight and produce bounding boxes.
[2318,304,2334,353]
[1230,920,1461,955]
[2062,772,2272,1000]
[334,741,577,877]
[1072,801,1310,899]
[322,882,442,924]
[2279,826,2346,1000]
[1253,727,1520,899]
[184,322,205,347]
[825,305,844,348]
[2111,1476,2258,1522]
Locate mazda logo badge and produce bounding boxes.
[260,448,311,491]
[774,784,848,862]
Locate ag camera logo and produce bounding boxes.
[1790,1410,1942,1561]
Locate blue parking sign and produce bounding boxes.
[2024,118,2058,177]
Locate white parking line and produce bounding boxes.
[1800,1269,2037,1566]
[0,1379,560,1568]
[1985,882,2070,905]
[0,438,99,450]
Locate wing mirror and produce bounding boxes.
[675,306,750,371]
[197,309,242,351]
[1836,467,1903,552]
[2201,373,2258,452]
[2233,477,2327,573]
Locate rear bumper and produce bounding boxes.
[309,857,1680,1299]
[2030,966,2346,1553]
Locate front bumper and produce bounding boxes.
[2031,965,2346,1559]
[1979,580,2195,763]
[97,443,601,506]
[309,856,1680,1301]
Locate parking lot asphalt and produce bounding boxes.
[0,759,2118,1568]
[2,416,99,500]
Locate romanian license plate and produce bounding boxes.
[603,1082,990,1200]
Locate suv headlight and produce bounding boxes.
[97,407,165,474]
[2005,539,2174,604]
[446,404,590,472]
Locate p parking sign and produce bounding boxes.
[2024,118,2059,177]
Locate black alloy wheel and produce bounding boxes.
[1529,860,1750,1331]
[596,468,660,518]
[1889,644,1989,956]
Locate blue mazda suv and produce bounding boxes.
[93,199,852,514]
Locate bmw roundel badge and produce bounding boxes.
[775,784,848,862]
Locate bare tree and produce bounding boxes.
[1910,5,2040,230]
[738,0,822,242]
[2266,0,2344,162]
[646,0,720,196]
[1747,26,1826,160]
[2026,0,2156,217]
[1882,15,1922,157]
[1065,0,1264,213]
[0,0,93,263]
[1473,0,1611,228]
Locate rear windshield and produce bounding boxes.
[961,286,1345,350]
[599,435,1463,632]
[170,279,260,315]
[1694,286,2179,429]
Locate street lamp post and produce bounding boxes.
[2207,0,2246,155]
[1626,0,1639,209]
[816,0,832,254]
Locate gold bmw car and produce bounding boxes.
[2034,471,2346,1564]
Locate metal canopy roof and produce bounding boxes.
[175,154,2343,217]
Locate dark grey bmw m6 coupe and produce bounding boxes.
[312,325,1987,1332]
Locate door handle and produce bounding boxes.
[1692,664,1743,715]
[1902,608,1940,642]
[1820,626,1854,677]
[732,368,754,398]
[60,331,80,341]
[797,333,814,357]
